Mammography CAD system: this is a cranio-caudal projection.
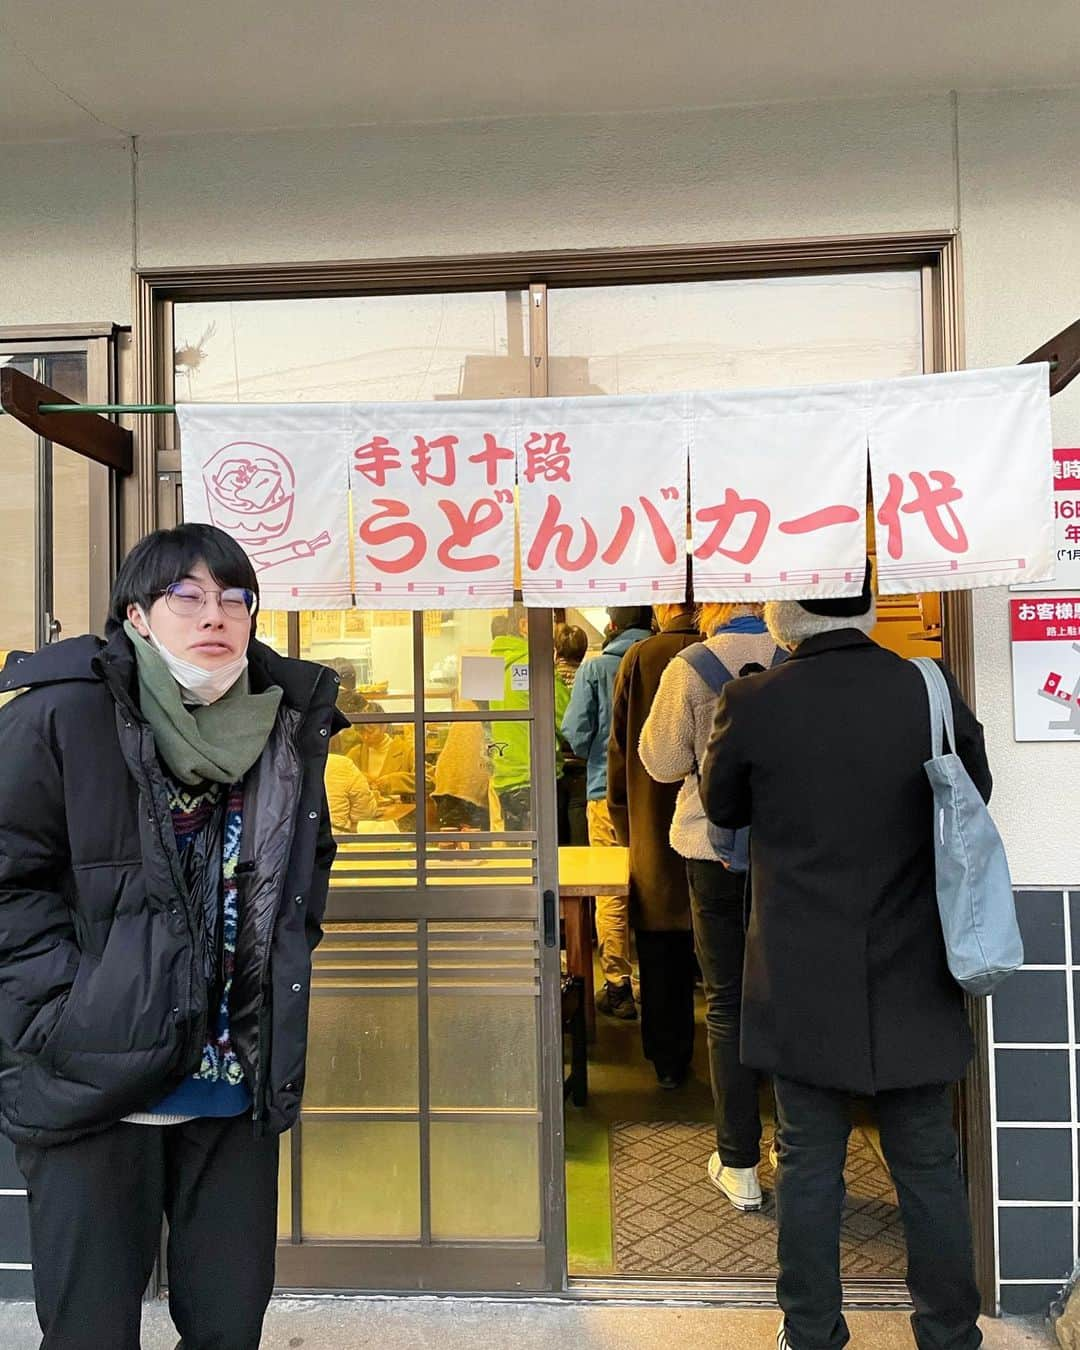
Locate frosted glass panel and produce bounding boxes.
[429,993,538,1110]
[430,1120,540,1240]
[302,1121,420,1239]
[305,992,418,1109]
[308,926,419,1107]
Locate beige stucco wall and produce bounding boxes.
[1,87,1076,881]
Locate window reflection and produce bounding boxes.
[174,291,529,405]
[254,610,288,654]
[428,718,491,838]
[301,609,415,711]
[547,271,923,395]
[326,720,427,836]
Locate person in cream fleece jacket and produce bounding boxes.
[639,602,780,1214]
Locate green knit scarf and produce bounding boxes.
[123,620,282,786]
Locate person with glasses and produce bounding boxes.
[0,523,343,1350]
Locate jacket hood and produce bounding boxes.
[2,632,345,731]
[1,634,104,693]
[602,626,651,659]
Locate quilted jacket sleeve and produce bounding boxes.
[0,698,81,1056]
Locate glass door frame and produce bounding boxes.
[288,607,563,1292]
[0,326,121,647]
[133,233,993,1309]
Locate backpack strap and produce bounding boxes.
[676,640,786,688]
[675,642,735,693]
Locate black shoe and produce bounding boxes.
[656,1065,689,1090]
[596,979,637,1020]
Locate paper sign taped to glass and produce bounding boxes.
[178,365,1054,609]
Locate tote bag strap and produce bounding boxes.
[912,657,956,756]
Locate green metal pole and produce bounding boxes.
[38,403,176,414]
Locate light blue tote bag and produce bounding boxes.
[912,658,1022,997]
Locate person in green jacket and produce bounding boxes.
[489,606,532,830]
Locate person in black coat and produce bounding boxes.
[0,524,343,1350]
[701,564,989,1350]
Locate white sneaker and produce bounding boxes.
[706,1151,763,1211]
[776,1319,794,1349]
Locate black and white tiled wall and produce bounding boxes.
[0,1133,32,1299]
[991,887,1080,1314]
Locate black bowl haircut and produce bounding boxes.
[107,524,259,636]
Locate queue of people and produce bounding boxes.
[567,570,989,1350]
[561,607,653,1019]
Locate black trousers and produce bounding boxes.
[16,1114,279,1350]
[773,1076,981,1350]
[556,764,588,846]
[686,858,762,1168]
[635,927,696,1079]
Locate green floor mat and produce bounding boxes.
[564,1110,614,1273]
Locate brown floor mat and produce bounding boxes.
[610,1121,907,1277]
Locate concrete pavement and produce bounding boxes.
[0,1296,1055,1349]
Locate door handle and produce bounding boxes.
[542,889,557,948]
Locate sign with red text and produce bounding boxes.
[1011,597,1080,740]
[691,385,869,601]
[178,404,352,611]
[350,402,518,608]
[176,365,1053,610]
[868,365,1053,595]
[518,396,688,606]
[1012,449,1080,592]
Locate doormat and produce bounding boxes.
[610,1120,906,1277]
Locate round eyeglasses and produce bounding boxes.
[159,581,256,619]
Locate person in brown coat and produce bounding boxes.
[606,598,701,1088]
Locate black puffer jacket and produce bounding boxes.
[0,630,343,1146]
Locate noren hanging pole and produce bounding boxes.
[38,402,176,414]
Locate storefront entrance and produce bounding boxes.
[126,236,991,1304]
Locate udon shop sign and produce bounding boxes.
[177,365,1053,611]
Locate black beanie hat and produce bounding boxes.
[797,559,873,618]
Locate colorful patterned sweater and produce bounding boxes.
[128,778,252,1123]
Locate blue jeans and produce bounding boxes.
[686,858,762,1168]
[774,1076,981,1350]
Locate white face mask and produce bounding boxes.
[135,607,248,706]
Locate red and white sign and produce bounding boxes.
[868,364,1054,595]
[518,396,687,606]
[178,404,352,611]
[691,385,868,601]
[1010,596,1080,740]
[1013,449,1080,592]
[350,402,517,608]
[176,365,1054,610]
